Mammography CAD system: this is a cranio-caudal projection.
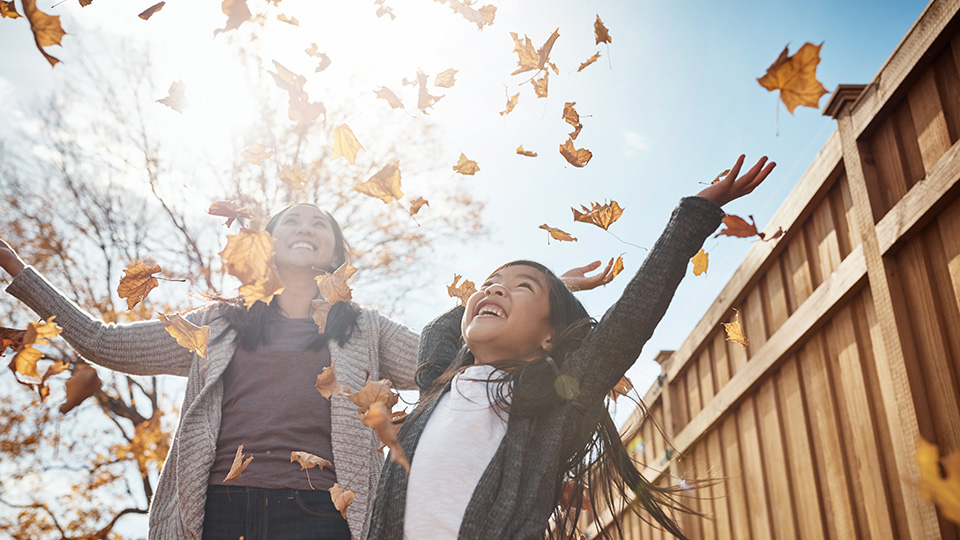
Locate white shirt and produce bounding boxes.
[404,364,511,540]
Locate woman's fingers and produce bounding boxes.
[724,154,745,186]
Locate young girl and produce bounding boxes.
[367,155,776,540]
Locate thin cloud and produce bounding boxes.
[622,130,649,157]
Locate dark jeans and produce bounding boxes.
[203,485,351,540]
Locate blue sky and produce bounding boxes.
[0,0,930,403]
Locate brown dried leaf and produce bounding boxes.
[756,42,829,113]
[539,224,577,243]
[24,317,63,348]
[159,313,210,358]
[374,86,404,109]
[60,364,102,414]
[516,145,537,157]
[315,53,332,72]
[279,164,306,189]
[434,68,458,88]
[359,402,410,472]
[510,28,559,75]
[157,80,188,113]
[316,361,345,398]
[572,201,623,231]
[0,1,21,18]
[408,196,429,216]
[117,261,162,310]
[711,168,730,185]
[291,451,331,470]
[559,138,592,167]
[208,201,255,228]
[722,308,748,348]
[578,52,601,72]
[594,14,611,44]
[0,327,26,355]
[329,483,355,519]
[316,262,359,304]
[559,481,593,512]
[238,266,284,308]
[532,71,549,98]
[241,143,274,165]
[138,1,165,20]
[22,0,65,66]
[277,13,298,25]
[691,248,708,276]
[611,255,624,278]
[438,0,495,30]
[453,153,480,175]
[220,229,276,284]
[331,124,364,164]
[609,376,633,401]
[355,162,403,204]
[213,0,251,36]
[311,299,332,333]
[10,345,42,380]
[713,214,759,239]
[376,5,395,19]
[348,379,398,412]
[224,444,254,482]
[500,92,519,116]
[447,274,476,307]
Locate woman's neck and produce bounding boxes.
[275,267,320,318]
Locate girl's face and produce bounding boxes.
[270,204,338,273]
[462,264,555,364]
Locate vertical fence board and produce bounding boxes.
[694,442,715,540]
[783,233,815,309]
[712,332,732,390]
[756,377,797,540]
[937,197,960,422]
[706,429,732,540]
[837,170,863,250]
[720,414,751,539]
[686,360,703,421]
[737,396,773,539]
[894,98,928,190]
[934,45,960,143]
[743,287,769,356]
[811,194,844,278]
[698,349,717,405]
[764,258,790,333]
[908,68,953,174]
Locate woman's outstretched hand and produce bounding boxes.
[696,154,776,208]
[0,239,26,278]
[561,259,615,291]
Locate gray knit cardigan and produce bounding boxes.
[6,270,420,540]
[367,196,725,540]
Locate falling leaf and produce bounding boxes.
[208,201,255,227]
[408,196,429,216]
[117,261,162,310]
[355,162,403,204]
[761,227,786,242]
[563,102,583,139]
[434,68,458,88]
[159,313,210,358]
[310,299,332,333]
[0,327,26,355]
[316,262,358,304]
[157,80,187,113]
[278,164,306,189]
[241,143,274,165]
[270,60,306,94]
[11,318,63,379]
[559,138,593,168]
[348,378,399,412]
[594,15,611,45]
[917,437,960,524]
[757,42,829,113]
[516,145,537,157]
[331,124,364,164]
[291,451,331,471]
[572,201,623,230]
[238,267,284,308]
[269,61,325,123]
[213,0,251,36]
[0,1,21,18]
[220,230,276,284]
[374,86,403,109]
[714,214,760,239]
[359,401,409,472]
[224,444,254,482]
[539,224,578,243]
[711,168,730,185]
[329,483,355,519]
[447,274,476,306]
[578,52,601,72]
[21,0,65,66]
[453,153,480,175]
[609,376,633,401]
[315,53,332,72]
[277,13,298,25]
[559,481,593,512]
[691,249,708,276]
[412,70,443,114]
[376,5,395,19]
[548,61,559,75]
[510,28,560,76]
[436,0,495,30]
[60,364,102,414]
[10,346,42,380]
[316,362,345,398]
[532,71,549,98]
[305,43,321,57]
[138,1,165,20]
[499,92,519,116]
[38,360,68,402]
[611,255,624,278]
[722,308,748,348]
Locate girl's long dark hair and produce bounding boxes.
[211,204,360,350]
[415,260,697,539]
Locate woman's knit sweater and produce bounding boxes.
[367,196,724,540]
[6,269,420,540]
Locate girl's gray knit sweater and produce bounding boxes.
[367,196,725,540]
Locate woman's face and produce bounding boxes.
[462,264,554,363]
[270,204,339,273]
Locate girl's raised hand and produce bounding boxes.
[560,259,615,291]
[0,238,26,278]
[696,154,776,208]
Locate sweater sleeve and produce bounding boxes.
[4,266,208,377]
[415,306,465,392]
[563,197,725,408]
[373,311,421,391]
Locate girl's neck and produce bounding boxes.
[275,267,320,319]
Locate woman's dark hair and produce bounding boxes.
[415,260,696,539]
[211,204,361,350]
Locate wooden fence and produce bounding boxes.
[593,0,960,537]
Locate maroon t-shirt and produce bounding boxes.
[208,311,338,490]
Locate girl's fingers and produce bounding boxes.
[581,260,602,273]
[741,162,776,193]
[724,154,746,184]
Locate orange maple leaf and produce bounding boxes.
[722,308,748,348]
[157,80,188,113]
[411,69,443,114]
[917,437,960,524]
[117,261,162,310]
[532,71,549,98]
[220,229,276,285]
[612,255,625,278]
[60,364,102,414]
[224,444,254,482]
[311,299,333,333]
[559,138,592,167]
[757,42,829,113]
[408,196,429,216]
[359,402,410,472]
[159,313,210,358]
[241,143,274,165]
[213,0,251,36]
[516,145,537,157]
[277,13,299,25]
[355,162,404,204]
[329,483,355,519]
[0,1,21,19]
[510,28,559,76]
[22,0,65,67]
[434,68,458,88]
[316,262,358,304]
[572,201,624,230]
[595,15,612,45]
[12,317,64,379]
[238,266,284,308]
[562,102,583,140]
[316,361,346,398]
[691,248,708,276]
[539,224,577,243]
[279,164,307,189]
[714,214,759,239]
[374,86,404,109]
[348,378,399,413]
[447,274,476,306]
[332,124,364,164]
[578,52,601,72]
[499,92,519,116]
[138,2,165,20]
[453,153,480,175]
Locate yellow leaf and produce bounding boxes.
[917,437,960,524]
[213,0,251,36]
[238,268,284,308]
[311,299,332,333]
[355,162,403,204]
[562,102,580,130]
[220,229,276,285]
[434,68,458,88]
[539,224,577,243]
[224,444,254,482]
[24,316,63,347]
[159,313,210,358]
[453,153,480,175]
[499,92,519,116]
[315,361,345,398]
[516,145,537,157]
[0,1,21,19]
[329,483,355,519]
[138,2,165,20]
[277,13,298,25]
[331,124,364,164]
[60,364,102,414]
[691,248,709,276]
[10,345,42,380]
[756,42,829,113]
[279,164,306,189]
[595,14,612,45]
[559,138,592,167]
[291,451,331,470]
[572,201,624,231]
[408,196,429,216]
[22,0,65,67]
[609,376,633,401]
[117,261,162,310]
[446,274,476,307]
[157,80,188,113]
[578,52,601,72]
[316,262,358,304]
[241,143,274,165]
[532,71,549,98]
[722,308,748,348]
[612,255,624,278]
[374,86,403,109]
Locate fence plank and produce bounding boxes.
[720,415,751,539]
[908,68,953,174]
[934,45,960,142]
[737,396,773,539]
[706,429,732,540]
[756,378,797,540]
